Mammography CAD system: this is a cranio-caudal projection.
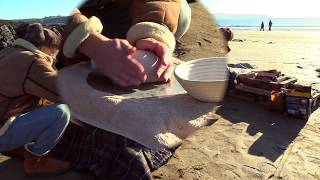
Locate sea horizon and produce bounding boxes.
[214,16,320,31]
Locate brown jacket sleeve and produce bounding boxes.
[56,11,103,69]
[24,56,60,103]
[130,0,181,33]
[127,0,180,52]
[58,0,180,66]
[56,12,91,68]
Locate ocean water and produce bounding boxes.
[215,17,320,31]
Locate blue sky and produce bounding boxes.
[1,0,319,19]
[201,0,320,18]
[0,0,84,19]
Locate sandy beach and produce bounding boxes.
[228,30,320,84]
[1,3,320,180]
[152,30,320,179]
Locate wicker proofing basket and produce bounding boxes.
[174,57,229,102]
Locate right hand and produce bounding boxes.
[79,33,147,87]
[136,38,173,83]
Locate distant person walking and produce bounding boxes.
[269,20,273,31]
[260,21,265,31]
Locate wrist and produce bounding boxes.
[78,32,110,60]
[63,16,103,58]
[127,22,176,53]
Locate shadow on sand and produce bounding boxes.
[0,156,93,180]
[216,96,307,162]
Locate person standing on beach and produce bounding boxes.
[269,20,273,31]
[260,21,265,31]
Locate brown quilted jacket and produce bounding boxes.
[0,42,59,124]
[57,0,181,68]
[79,0,181,33]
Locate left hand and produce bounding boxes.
[135,38,173,83]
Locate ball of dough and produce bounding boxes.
[132,50,161,83]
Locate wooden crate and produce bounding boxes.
[238,75,297,91]
[286,96,312,120]
[285,91,320,120]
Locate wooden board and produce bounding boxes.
[235,84,272,96]
[238,75,297,91]
[227,89,269,105]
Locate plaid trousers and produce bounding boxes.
[52,123,173,180]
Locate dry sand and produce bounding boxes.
[1,3,320,180]
[227,30,320,84]
[153,29,320,180]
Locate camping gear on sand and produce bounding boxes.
[267,90,286,113]
[285,84,320,119]
[228,68,320,120]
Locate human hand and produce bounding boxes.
[79,32,147,87]
[135,38,173,83]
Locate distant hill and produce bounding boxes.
[9,16,69,25]
[214,14,269,19]
[214,14,320,20]
[0,16,68,50]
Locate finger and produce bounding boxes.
[105,68,138,87]
[156,64,168,78]
[136,38,167,63]
[158,50,169,67]
[160,63,173,82]
[113,56,146,83]
[136,38,165,58]
[136,39,171,77]
[126,67,147,82]
[118,72,143,87]
[126,56,147,81]
[135,38,157,51]
[111,75,131,87]
[127,47,136,55]
[156,54,172,77]
[117,39,135,54]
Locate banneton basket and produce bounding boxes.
[174,57,229,102]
